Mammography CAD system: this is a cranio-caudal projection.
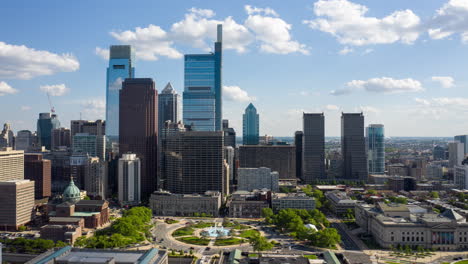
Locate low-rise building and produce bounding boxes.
[237,167,279,192]
[228,190,270,218]
[271,193,315,212]
[40,224,82,245]
[150,190,221,217]
[356,202,468,250]
[387,176,416,193]
[325,191,357,215]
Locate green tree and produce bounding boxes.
[367,189,377,195]
[311,228,341,248]
[249,234,273,252]
[55,240,68,247]
[429,191,439,199]
[261,208,274,218]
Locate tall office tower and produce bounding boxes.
[70,120,105,138]
[183,24,222,131]
[0,180,34,230]
[158,82,179,137]
[16,130,33,151]
[433,145,446,160]
[70,153,89,190]
[294,131,303,179]
[455,135,468,156]
[0,123,14,148]
[165,130,226,195]
[0,148,24,181]
[24,154,51,199]
[224,146,235,186]
[366,124,385,175]
[119,78,158,200]
[72,133,106,160]
[243,103,260,145]
[449,141,465,167]
[37,112,60,150]
[106,45,135,144]
[239,145,296,179]
[118,153,141,206]
[85,157,108,199]
[51,128,71,149]
[341,113,368,181]
[222,119,236,148]
[159,121,186,189]
[44,149,71,193]
[302,113,325,183]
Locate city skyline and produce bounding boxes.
[1,0,468,137]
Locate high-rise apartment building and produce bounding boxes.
[237,167,279,192]
[0,180,35,230]
[72,133,105,160]
[302,113,325,183]
[37,113,60,150]
[164,130,226,195]
[243,103,259,145]
[16,130,33,151]
[85,157,107,199]
[341,113,368,181]
[0,148,24,181]
[239,145,296,179]
[183,25,222,131]
[294,131,303,179]
[70,120,105,138]
[455,135,468,156]
[366,124,385,175]
[119,78,158,200]
[51,128,71,149]
[106,45,135,143]
[24,153,51,199]
[0,123,14,148]
[158,82,179,137]
[222,119,236,148]
[449,141,465,168]
[118,153,141,205]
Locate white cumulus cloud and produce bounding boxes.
[332,77,423,95]
[80,99,106,119]
[0,42,79,80]
[303,0,421,46]
[223,85,256,102]
[428,0,468,43]
[0,81,18,96]
[95,47,109,60]
[431,76,455,88]
[40,84,69,96]
[339,46,354,55]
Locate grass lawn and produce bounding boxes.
[214,238,245,246]
[248,253,259,257]
[176,236,210,246]
[303,255,318,259]
[454,261,468,264]
[192,222,213,228]
[165,219,179,224]
[239,229,260,239]
[172,227,194,237]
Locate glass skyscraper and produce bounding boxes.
[183,24,222,131]
[366,124,385,174]
[37,112,60,150]
[105,45,135,143]
[242,103,259,145]
[342,113,368,181]
[455,135,468,156]
[158,82,180,137]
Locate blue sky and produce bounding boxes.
[1,0,468,137]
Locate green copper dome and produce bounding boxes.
[63,178,81,203]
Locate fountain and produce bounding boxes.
[201,224,230,238]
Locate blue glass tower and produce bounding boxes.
[366,124,385,174]
[243,103,259,145]
[183,24,222,131]
[105,45,135,143]
[37,112,60,150]
[158,82,180,137]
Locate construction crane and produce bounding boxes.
[46,92,55,113]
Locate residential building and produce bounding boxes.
[0,147,24,181]
[183,24,222,131]
[272,193,316,212]
[105,45,135,143]
[51,128,71,149]
[366,124,385,175]
[243,103,259,145]
[341,113,368,181]
[409,159,427,181]
[294,131,303,179]
[426,163,444,180]
[72,133,105,160]
[455,135,468,156]
[164,130,226,195]
[387,163,409,176]
[449,141,465,167]
[239,145,295,179]
[455,164,468,189]
[37,112,60,150]
[325,191,357,215]
[118,153,141,205]
[237,167,279,192]
[24,153,51,199]
[15,130,33,151]
[27,246,168,264]
[228,190,270,218]
[0,123,14,148]
[222,119,236,148]
[433,145,446,160]
[85,157,107,199]
[0,180,35,230]
[158,82,179,137]
[303,113,325,183]
[119,78,158,200]
[356,203,468,250]
[150,190,221,217]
